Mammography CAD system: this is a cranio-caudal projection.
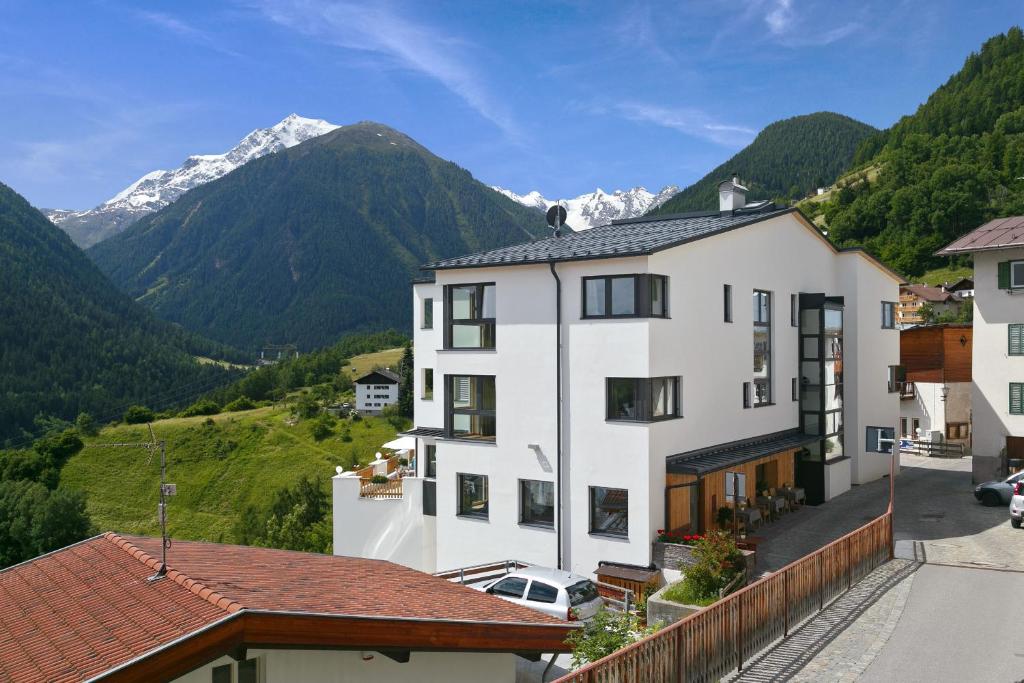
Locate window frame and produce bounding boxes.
[1011,382,1024,415]
[588,486,628,538]
[581,274,669,319]
[724,284,733,323]
[518,478,555,528]
[422,368,434,400]
[456,472,489,519]
[445,375,496,442]
[887,365,905,393]
[881,301,896,329]
[444,283,496,349]
[605,377,681,422]
[1010,324,1024,356]
[422,296,434,330]
[752,289,772,407]
[424,444,437,478]
[1013,261,1024,289]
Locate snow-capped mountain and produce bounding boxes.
[491,185,680,231]
[46,114,340,247]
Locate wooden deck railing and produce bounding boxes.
[358,477,403,499]
[555,509,893,683]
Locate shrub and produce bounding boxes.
[370,474,389,484]
[716,506,734,529]
[565,607,660,668]
[223,396,257,412]
[179,399,221,417]
[310,415,334,441]
[74,412,99,437]
[663,531,745,607]
[123,405,155,424]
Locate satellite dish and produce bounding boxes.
[546,204,567,230]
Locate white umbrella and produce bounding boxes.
[381,436,416,451]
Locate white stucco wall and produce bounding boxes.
[973,248,1024,474]
[356,381,399,414]
[332,475,436,572]
[174,650,516,683]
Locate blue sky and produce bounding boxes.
[1,1,1021,210]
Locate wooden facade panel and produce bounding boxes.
[942,327,972,382]
[695,449,797,533]
[900,325,972,383]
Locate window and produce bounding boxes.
[446,375,496,441]
[887,365,905,393]
[212,665,232,683]
[519,479,554,527]
[724,284,733,322]
[422,368,434,400]
[425,444,436,478]
[1010,324,1024,355]
[912,418,920,437]
[946,422,969,440]
[527,581,559,603]
[998,260,1024,289]
[457,473,488,518]
[753,290,772,406]
[866,426,895,453]
[900,417,909,438]
[792,377,798,402]
[581,274,668,318]
[238,659,259,683]
[589,486,628,537]
[791,294,798,327]
[489,576,527,598]
[881,301,895,329]
[606,377,680,422]
[422,297,434,329]
[742,381,751,409]
[1012,383,1024,415]
[445,283,495,349]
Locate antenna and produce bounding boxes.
[91,425,174,581]
[546,203,567,237]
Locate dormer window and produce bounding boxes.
[582,274,668,319]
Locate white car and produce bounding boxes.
[1011,481,1024,529]
[479,566,604,621]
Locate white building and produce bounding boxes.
[939,217,1024,481]
[354,369,400,414]
[335,178,902,578]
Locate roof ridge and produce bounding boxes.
[102,532,243,614]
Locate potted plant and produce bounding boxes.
[716,506,734,530]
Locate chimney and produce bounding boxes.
[718,173,747,215]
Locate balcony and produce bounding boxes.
[897,381,916,400]
[359,477,403,499]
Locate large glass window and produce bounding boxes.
[589,486,628,537]
[457,473,488,518]
[753,290,772,406]
[606,377,680,421]
[445,283,495,348]
[519,479,554,527]
[581,275,668,318]
[447,375,496,440]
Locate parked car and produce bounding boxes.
[1011,482,1024,529]
[974,470,1024,506]
[477,566,603,621]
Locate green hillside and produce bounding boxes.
[88,121,550,351]
[652,112,877,214]
[60,404,398,543]
[0,181,239,444]
[805,27,1024,276]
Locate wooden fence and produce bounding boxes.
[556,509,893,683]
[358,477,403,499]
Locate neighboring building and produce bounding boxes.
[257,343,299,366]
[899,324,972,446]
[940,217,1024,482]
[945,277,975,299]
[354,368,400,414]
[336,177,903,578]
[0,533,571,683]
[896,284,962,327]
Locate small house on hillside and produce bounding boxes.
[0,533,572,683]
[354,369,400,415]
[945,277,975,298]
[896,284,962,327]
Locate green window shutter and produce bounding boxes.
[999,261,1011,289]
[1011,325,1024,355]
[1011,383,1024,415]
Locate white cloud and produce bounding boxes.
[135,10,242,58]
[254,0,521,141]
[765,0,795,36]
[606,102,756,147]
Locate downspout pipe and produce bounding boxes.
[549,261,563,570]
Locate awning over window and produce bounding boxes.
[666,429,819,476]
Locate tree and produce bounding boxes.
[397,344,414,418]
[233,476,331,553]
[0,479,93,569]
[75,412,99,437]
[123,405,155,424]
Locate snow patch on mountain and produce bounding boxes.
[46,114,340,247]
[492,185,680,231]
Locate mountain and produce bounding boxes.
[87,122,550,350]
[804,27,1024,276]
[491,185,680,230]
[0,181,239,443]
[44,114,339,247]
[652,112,877,215]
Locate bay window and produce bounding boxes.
[445,283,495,349]
[446,375,496,441]
[606,377,680,422]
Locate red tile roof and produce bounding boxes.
[937,216,1024,254]
[0,533,569,683]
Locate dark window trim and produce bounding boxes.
[422,368,434,401]
[605,377,682,422]
[881,301,896,329]
[456,472,489,519]
[424,444,436,479]
[588,486,628,538]
[792,377,798,402]
[581,274,669,319]
[887,365,905,393]
[753,289,772,406]
[422,297,434,330]
[518,478,555,528]
[790,293,798,327]
[724,284,733,323]
[742,381,752,409]
[444,283,496,349]
[445,374,496,442]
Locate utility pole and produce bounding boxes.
[92,424,174,581]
